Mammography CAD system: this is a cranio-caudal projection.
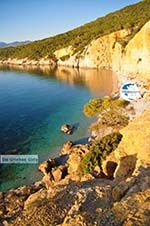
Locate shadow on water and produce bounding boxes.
[74,137,89,145]
[72,122,80,133]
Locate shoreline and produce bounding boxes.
[0,68,149,190]
[0,67,150,225]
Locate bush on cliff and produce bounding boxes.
[83,97,129,131]
[83,97,128,118]
[79,133,122,174]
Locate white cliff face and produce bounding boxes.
[55,28,131,69]
[79,29,131,69]
[55,21,150,81]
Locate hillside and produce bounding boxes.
[0,0,150,60]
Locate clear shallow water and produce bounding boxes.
[0,65,118,191]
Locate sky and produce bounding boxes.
[0,0,141,43]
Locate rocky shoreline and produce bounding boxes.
[0,76,150,225]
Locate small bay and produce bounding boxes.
[0,65,118,191]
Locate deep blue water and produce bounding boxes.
[0,65,117,191]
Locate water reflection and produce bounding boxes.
[0,64,118,96]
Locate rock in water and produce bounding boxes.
[61,124,73,134]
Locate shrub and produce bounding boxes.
[79,133,122,174]
[83,98,103,117]
[83,97,128,117]
[60,55,70,61]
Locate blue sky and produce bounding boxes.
[0,0,140,42]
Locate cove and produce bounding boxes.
[0,65,118,191]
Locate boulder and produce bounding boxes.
[61,124,73,134]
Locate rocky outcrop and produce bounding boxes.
[0,183,43,224]
[38,142,90,186]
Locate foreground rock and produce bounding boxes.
[4,165,150,226]
[0,184,43,224]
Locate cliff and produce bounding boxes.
[56,21,150,81]
[122,21,150,80]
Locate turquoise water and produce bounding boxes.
[0,65,117,191]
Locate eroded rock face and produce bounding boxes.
[122,21,150,80]
[0,57,56,66]
[52,165,68,182]
[114,108,150,180]
[56,28,131,70]
[39,158,57,175]
[54,46,74,59]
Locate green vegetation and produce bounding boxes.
[60,54,70,61]
[83,97,129,131]
[83,96,128,117]
[83,98,104,118]
[0,0,150,60]
[79,133,122,174]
